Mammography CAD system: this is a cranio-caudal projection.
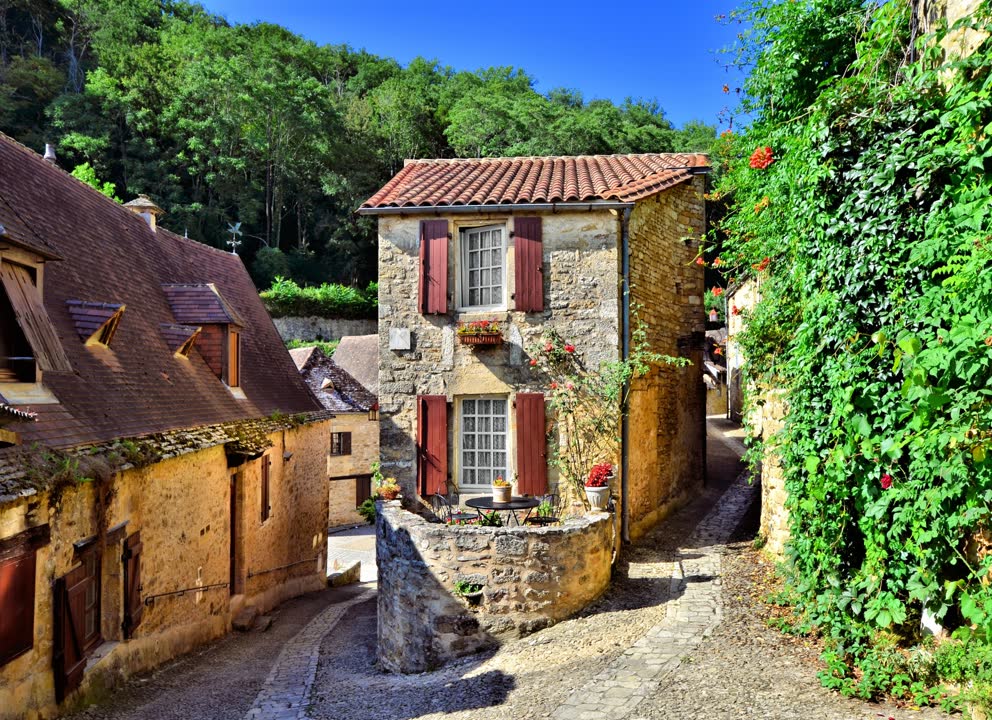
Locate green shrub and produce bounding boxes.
[260,277,377,319]
[285,338,339,356]
[357,497,376,525]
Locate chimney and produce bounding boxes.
[43,144,57,164]
[123,194,165,232]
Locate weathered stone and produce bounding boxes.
[493,534,528,557]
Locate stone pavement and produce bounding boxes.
[244,586,375,720]
[551,463,757,720]
[327,525,377,582]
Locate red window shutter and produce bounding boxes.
[0,551,36,667]
[419,220,448,314]
[417,395,448,496]
[122,533,143,640]
[53,564,88,703]
[514,217,544,312]
[516,393,547,495]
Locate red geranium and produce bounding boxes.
[564,344,575,353]
[529,358,538,367]
[880,473,893,490]
[586,462,613,488]
[550,381,558,390]
[749,146,775,169]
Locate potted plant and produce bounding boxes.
[453,579,484,605]
[377,477,401,501]
[585,463,613,510]
[491,474,511,503]
[457,320,504,346]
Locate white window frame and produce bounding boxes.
[457,395,510,490]
[457,224,507,311]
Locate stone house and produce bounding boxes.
[0,133,333,719]
[361,153,709,542]
[290,344,379,527]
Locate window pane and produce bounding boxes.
[480,399,491,414]
[478,469,491,485]
[494,452,506,468]
[463,434,475,449]
[463,416,475,432]
[463,399,476,414]
[480,288,490,306]
[493,434,505,450]
[463,451,475,467]
[464,469,475,484]
[469,289,480,305]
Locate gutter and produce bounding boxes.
[357,201,636,216]
[620,207,632,544]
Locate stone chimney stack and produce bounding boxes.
[43,144,57,164]
[123,194,165,232]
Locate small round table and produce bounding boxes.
[464,496,541,526]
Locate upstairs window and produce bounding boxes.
[66,301,125,348]
[331,432,352,456]
[0,260,70,382]
[459,225,505,310]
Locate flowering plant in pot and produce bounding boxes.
[584,463,613,511]
[457,320,504,346]
[377,477,401,501]
[491,474,511,503]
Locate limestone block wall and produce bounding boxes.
[376,501,613,673]
[625,178,707,541]
[0,419,330,720]
[271,317,377,343]
[377,211,620,498]
[755,389,790,558]
[327,412,379,527]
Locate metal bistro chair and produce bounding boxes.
[430,494,476,524]
[525,493,563,526]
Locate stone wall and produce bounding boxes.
[625,178,707,541]
[272,317,377,343]
[726,279,759,423]
[376,501,613,673]
[0,418,331,720]
[754,389,790,558]
[916,0,987,59]
[377,211,620,499]
[327,412,379,527]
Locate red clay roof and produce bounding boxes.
[65,300,124,341]
[162,283,244,326]
[0,132,321,449]
[360,153,710,211]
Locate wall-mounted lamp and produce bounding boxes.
[368,402,379,422]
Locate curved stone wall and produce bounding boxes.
[376,500,614,673]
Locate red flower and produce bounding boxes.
[695,256,706,266]
[564,344,575,353]
[712,287,724,297]
[479,320,490,328]
[880,473,893,490]
[752,257,770,272]
[749,146,775,170]
[714,347,724,356]
[550,382,558,390]
[731,305,741,316]
[713,257,723,267]
[529,359,538,367]
[544,342,554,352]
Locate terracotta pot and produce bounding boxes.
[492,485,511,503]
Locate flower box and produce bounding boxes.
[459,333,503,346]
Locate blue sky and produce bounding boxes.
[200,0,747,130]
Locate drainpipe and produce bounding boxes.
[620,207,632,544]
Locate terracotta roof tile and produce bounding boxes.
[360,153,706,210]
[65,300,124,341]
[293,346,376,413]
[162,283,244,326]
[160,323,201,353]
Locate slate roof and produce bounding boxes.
[65,300,124,341]
[0,132,321,449]
[360,153,710,211]
[162,283,244,326]
[290,346,376,413]
[332,335,379,396]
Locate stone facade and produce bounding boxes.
[626,178,707,541]
[327,411,379,527]
[0,418,331,720]
[916,0,987,59]
[271,317,377,344]
[377,210,620,499]
[753,389,790,557]
[376,501,613,673]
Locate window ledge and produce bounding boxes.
[84,640,119,673]
[226,386,247,400]
[0,382,59,405]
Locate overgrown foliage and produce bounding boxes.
[284,338,340,356]
[716,0,992,704]
[260,277,377,318]
[0,0,716,287]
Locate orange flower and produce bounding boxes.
[749,146,775,170]
[712,287,724,297]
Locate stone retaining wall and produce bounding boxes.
[376,501,614,673]
[272,316,377,343]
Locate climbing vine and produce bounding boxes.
[715,0,992,707]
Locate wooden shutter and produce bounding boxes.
[122,533,143,640]
[419,220,448,314]
[514,217,544,312]
[516,393,547,495]
[0,262,72,372]
[261,456,271,522]
[0,551,36,667]
[226,328,240,387]
[417,395,448,496]
[342,432,352,456]
[53,564,88,703]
